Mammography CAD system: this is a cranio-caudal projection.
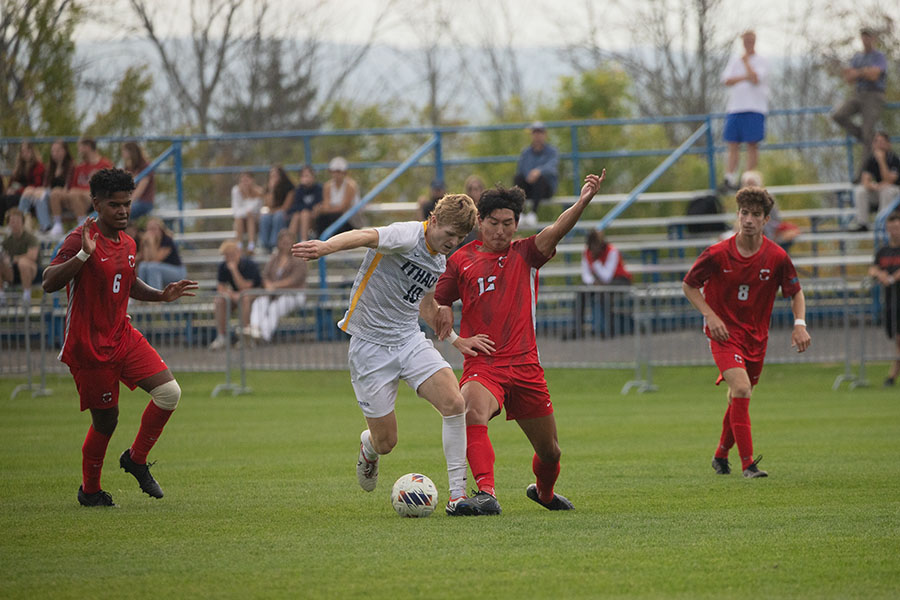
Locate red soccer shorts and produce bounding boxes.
[710,339,764,387]
[460,362,553,421]
[69,333,168,411]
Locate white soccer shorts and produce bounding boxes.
[348,331,451,418]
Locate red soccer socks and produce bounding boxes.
[729,397,754,470]
[532,453,561,504]
[129,401,173,465]
[715,404,736,459]
[466,425,496,496]
[82,425,112,494]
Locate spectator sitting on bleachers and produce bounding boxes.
[122,141,155,222]
[316,156,361,238]
[49,137,112,236]
[231,171,264,254]
[417,179,446,220]
[258,166,295,253]
[136,218,187,291]
[288,165,323,242]
[1,141,45,225]
[869,211,900,387]
[248,229,307,342]
[576,228,632,338]
[742,170,800,251]
[850,131,900,232]
[1,208,41,303]
[514,121,559,227]
[210,239,262,350]
[19,140,73,233]
[460,174,485,247]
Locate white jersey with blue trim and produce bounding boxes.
[338,221,445,346]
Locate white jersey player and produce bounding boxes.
[292,194,494,516]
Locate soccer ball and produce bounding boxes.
[391,473,439,518]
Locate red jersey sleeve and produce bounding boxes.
[520,235,554,269]
[683,246,719,288]
[435,256,461,306]
[779,253,802,298]
[51,228,85,264]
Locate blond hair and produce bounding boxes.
[219,239,240,255]
[431,193,477,235]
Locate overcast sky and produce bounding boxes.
[75,0,882,56]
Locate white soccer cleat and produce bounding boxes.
[356,442,378,492]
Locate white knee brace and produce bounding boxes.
[150,380,181,411]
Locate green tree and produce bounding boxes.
[0,0,82,137]
[84,66,154,137]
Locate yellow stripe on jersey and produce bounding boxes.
[340,252,384,332]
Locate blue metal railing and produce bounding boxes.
[4,103,897,189]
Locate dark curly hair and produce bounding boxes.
[90,168,136,200]
[477,185,526,222]
[735,186,774,217]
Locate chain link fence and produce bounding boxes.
[2,279,894,397]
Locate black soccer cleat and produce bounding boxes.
[119,448,164,498]
[526,483,574,511]
[445,495,480,516]
[742,455,768,479]
[78,485,117,507]
[712,456,731,475]
[468,490,502,516]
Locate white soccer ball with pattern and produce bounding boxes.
[391,473,438,518]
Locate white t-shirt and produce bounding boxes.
[231,185,262,218]
[721,53,769,115]
[338,221,445,346]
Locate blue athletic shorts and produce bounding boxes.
[723,112,765,144]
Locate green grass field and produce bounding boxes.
[1,365,899,599]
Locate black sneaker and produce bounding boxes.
[884,377,895,388]
[742,455,768,479]
[119,448,164,498]
[78,485,117,507]
[712,456,731,475]
[468,490,502,515]
[525,483,574,511]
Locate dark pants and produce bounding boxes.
[315,212,353,239]
[513,174,555,212]
[574,281,632,338]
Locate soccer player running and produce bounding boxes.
[434,172,606,515]
[682,186,811,478]
[42,169,199,507]
[291,194,493,516]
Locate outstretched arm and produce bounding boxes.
[534,170,605,258]
[682,281,729,342]
[291,228,379,260]
[131,278,199,302]
[422,294,494,357]
[790,290,811,352]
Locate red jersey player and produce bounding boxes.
[435,172,605,515]
[42,168,198,507]
[682,186,811,479]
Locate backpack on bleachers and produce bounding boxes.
[685,194,728,234]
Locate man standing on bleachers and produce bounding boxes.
[514,122,559,228]
[721,30,769,192]
[851,131,900,231]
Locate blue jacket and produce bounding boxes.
[516,143,559,192]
